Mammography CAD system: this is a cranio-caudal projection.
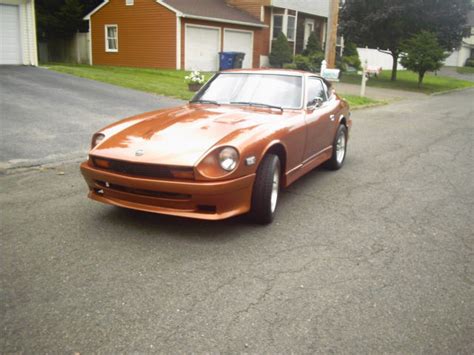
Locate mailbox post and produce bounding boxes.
[360,60,368,97]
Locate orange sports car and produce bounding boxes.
[80,69,351,224]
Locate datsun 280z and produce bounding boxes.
[80,69,352,224]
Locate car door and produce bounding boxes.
[303,77,339,161]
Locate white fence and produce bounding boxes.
[356,47,405,70]
[38,32,90,64]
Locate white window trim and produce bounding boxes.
[105,24,118,52]
[271,10,296,42]
[287,14,297,42]
[126,0,134,5]
[272,14,284,40]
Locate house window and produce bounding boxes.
[273,15,283,39]
[105,25,118,52]
[126,0,134,5]
[287,15,296,41]
[272,12,296,41]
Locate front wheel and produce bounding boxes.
[250,154,280,224]
[326,124,348,170]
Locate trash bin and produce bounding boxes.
[232,52,246,69]
[219,52,236,70]
[219,52,246,70]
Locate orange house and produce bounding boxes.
[85,0,329,71]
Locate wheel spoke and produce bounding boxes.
[336,132,346,164]
[270,169,279,213]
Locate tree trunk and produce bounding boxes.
[418,72,425,88]
[391,52,399,81]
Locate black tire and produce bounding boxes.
[326,124,348,170]
[250,154,281,224]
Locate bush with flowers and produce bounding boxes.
[185,71,205,84]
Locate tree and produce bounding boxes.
[340,0,470,81]
[36,0,102,40]
[269,33,293,68]
[400,31,447,87]
[341,42,361,70]
[303,32,322,56]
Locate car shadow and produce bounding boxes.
[94,164,336,242]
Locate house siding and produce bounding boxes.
[295,13,326,54]
[90,0,176,68]
[226,0,271,19]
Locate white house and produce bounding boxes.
[0,0,38,65]
[444,10,474,67]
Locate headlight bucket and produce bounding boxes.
[196,146,240,179]
[219,147,239,171]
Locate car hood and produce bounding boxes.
[91,104,281,166]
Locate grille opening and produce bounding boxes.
[91,157,194,180]
[96,181,191,200]
[197,205,217,214]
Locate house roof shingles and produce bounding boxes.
[163,0,265,27]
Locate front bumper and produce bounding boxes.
[80,162,255,220]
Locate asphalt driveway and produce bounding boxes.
[0,66,182,170]
[1,88,473,353]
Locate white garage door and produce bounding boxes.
[185,25,220,71]
[223,29,253,69]
[0,4,21,65]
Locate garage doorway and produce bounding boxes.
[0,4,22,65]
[185,25,221,71]
[223,29,253,69]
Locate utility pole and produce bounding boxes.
[325,0,340,69]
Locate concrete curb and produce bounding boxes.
[430,86,474,96]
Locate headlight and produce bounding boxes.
[218,147,239,171]
[91,133,105,149]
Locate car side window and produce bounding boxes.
[321,80,332,100]
[307,77,327,105]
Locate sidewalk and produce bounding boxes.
[437,67,474,82]
[333,82,426,101]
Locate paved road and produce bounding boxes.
[0,66,182,169]
[334,81,426,101]
[1,89,473,353]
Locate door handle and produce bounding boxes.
[330,114,336,121]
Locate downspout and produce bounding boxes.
[176,14,181,70]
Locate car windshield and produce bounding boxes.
[193,73,303,109]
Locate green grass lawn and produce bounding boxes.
[339,94,384,108]
[340,69,474,94]
[45,63,383,108]
[46,64,209,100]
[456,66,474,74]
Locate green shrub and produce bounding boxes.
[292,53,326,73]
[310,52,325,69]
[303,32,322,56]
[465,58,474,67]
[269,33,293,68]
[339,42,361,71]
[400,31,447,87]
[294,55,314,71]
[283,63,298,70]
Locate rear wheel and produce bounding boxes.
[326,124,348,170]
[250,154,280,224]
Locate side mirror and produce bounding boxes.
[307,97,324,111]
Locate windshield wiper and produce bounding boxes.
[190,99,220,106]
[230,101,283,112]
